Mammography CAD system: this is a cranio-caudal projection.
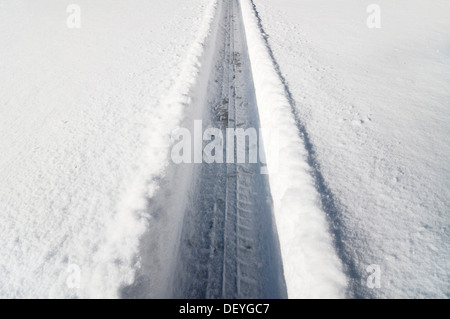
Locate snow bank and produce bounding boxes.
[120,0,222,298]
[240,0,347,298]
[251,0,450,298]
[0,0,212,298]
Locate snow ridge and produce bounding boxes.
[240,0,347,298]
[120,0,221,298]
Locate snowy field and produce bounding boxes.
[251,0,450,298]
[0,0,448,299]
[0,0,214,298]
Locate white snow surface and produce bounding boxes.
[240,0,347,298]
[0,0,449,299]
[251,0,450,298]
[0,0,213,298]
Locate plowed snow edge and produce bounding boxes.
[240,0,347,298]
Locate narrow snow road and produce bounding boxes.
[172,0,286,299]
[121,0,345,299]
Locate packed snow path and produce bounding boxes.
[172,0,286,299]
[121,0,344,299]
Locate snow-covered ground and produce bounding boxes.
[0,0,448,299]
[0,0,213,298]
[251,0,450,298]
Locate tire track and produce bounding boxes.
[172,0,287,299]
